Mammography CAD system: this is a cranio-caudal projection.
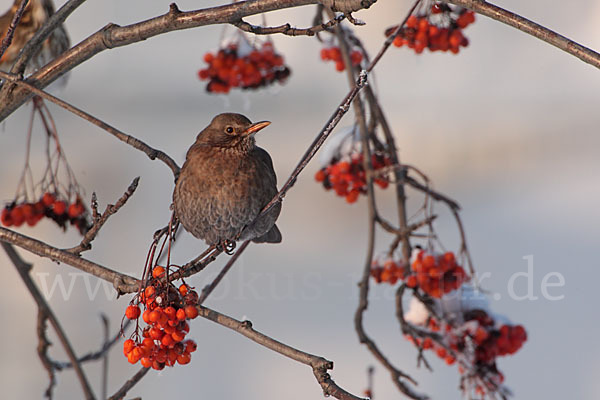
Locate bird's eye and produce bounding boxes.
[225,126,234,134]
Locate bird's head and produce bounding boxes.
[195,113,271,152]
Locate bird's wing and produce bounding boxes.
[253,146,277,184]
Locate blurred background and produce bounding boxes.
[1,0,599,398]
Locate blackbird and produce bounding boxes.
[173,113,282,248]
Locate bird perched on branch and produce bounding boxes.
[0,0,69,73]
[173,113,282,251]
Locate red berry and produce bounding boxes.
[176,308,187,321]
[184,305,198,319]
[53,200,67,216]
[1,207,13,227]
[125,305,141,320]
[42,193,55,207]
[152,266,165,279]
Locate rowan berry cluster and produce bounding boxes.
[320,46,363,72]
[1,192,90,234]
[314,152,392,203]
[405,304,527,396]
[463,310,527,364]
[123,266,199,370]
[371,250,467,298]
[406,250,468,298]
[370,257,406,285]
[386,3,475,54]
[198,41,291,93]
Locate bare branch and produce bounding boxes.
[0,0,326,120]
[258,70,368,218]
[2,242,96,400]
[233,13,346,36]
[0,71,180,178]
[0,0,29,62]
[11,0,86,74]
[196,305,366,400]
[67,177,141,254]
[52,319,131,370]
[107,367,149,400]
[0,227,140,293]
[36,310,57,399]
[444,0,600,69]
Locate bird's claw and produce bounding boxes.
[217,240,236,255]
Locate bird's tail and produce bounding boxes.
[252,224,282,244]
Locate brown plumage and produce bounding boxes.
[0,0,69,72]
[173,113,282,247]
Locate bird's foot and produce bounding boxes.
[217,240,236,255]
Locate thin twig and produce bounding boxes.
[366,0,423,72]
[198,240,250,304]
[258,70,368,218]
[0,0,30,62]
[10,0,84,75]
[233,13,346,36]
[101,314,109,400]
[67,177,141,254]
[107,367,149,400]
[326,7,426,399]
[0,71,180,178]
[53,320,131,369]
[36,310,56,399]
[196,304,366,400]
[2,242,96,400]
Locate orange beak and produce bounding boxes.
[244,121,271,135]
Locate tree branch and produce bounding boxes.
[10,0,86,74]
[2,242,96,400]
[0,0,29,62]
[196,305,366,400]
[67,177,141,255]
[0,227,140,294]
[258,70,368,218]
[444,0,600,69]
[0,0,334,120]
[233,13,346,36]
[0,71,180,178]
[107,367,149,400]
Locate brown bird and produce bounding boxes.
[0,0,70,73]
[173,113,282,249]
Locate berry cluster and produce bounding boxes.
[1,192,90,234]
[315,152,392,203]
[320,46,363,72]
[371,250,467,298]
[370,257,406,285]
[404,304,527,396]
[123,266,199,370]
[463,310,527,364]
[198,41,290,93]
[406,250,467,298]
[386,3,475,54]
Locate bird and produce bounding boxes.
[173,113,282,250]
[0,0,70,74]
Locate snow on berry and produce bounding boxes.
[401,283,527,398]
